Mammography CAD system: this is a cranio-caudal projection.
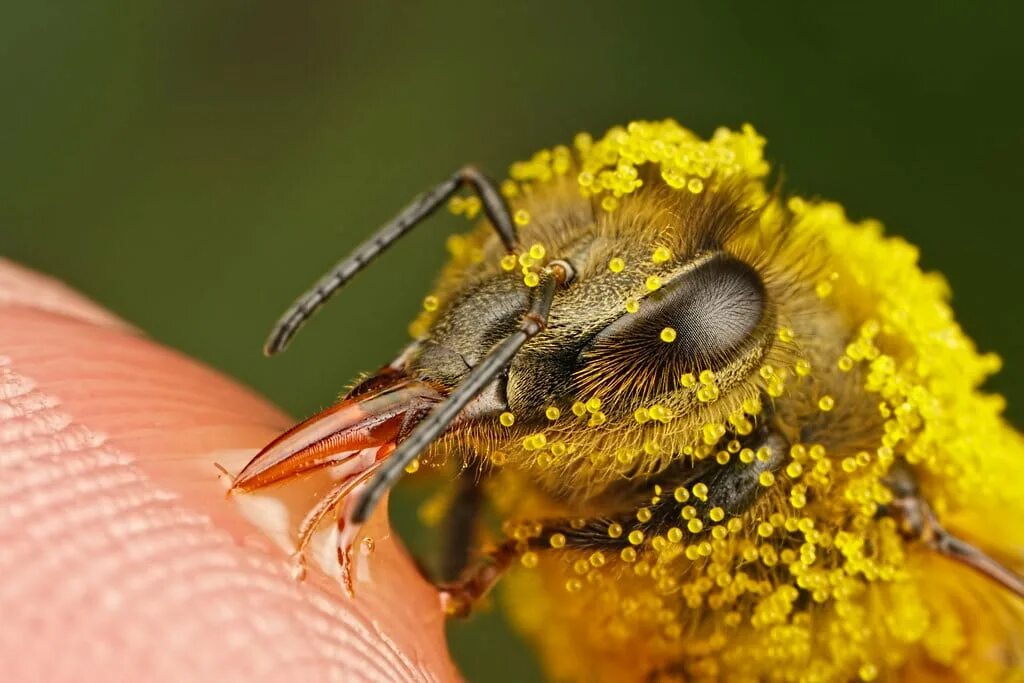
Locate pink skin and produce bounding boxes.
[0,259,458,682]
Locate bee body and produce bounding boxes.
[238,120,1024,682]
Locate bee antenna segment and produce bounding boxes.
[264,166,519,356]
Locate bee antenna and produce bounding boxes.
[349,267,568,525]
[264,166,519,356]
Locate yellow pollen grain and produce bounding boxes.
[687,177,704,193]
[818,395,835,411]
[660,327,677,342]
[624,298,640,314]
[524,272,540,288]
[404,458,420,474]
[499,411,515,427]
[645,275,662,291]
[709,507,725,522]
[859,664,878,681]
[608,523,623,539]
[693,482,709,501]
[513,209,530,226]
[500,254,518,271]
[667,527,684,543]
[674,486,690,503]
[628,530,645,545]
[608,257,625,273]
[680,372,697,388]
[549,533,566,549]
[652,246,672,263]
[687,518,704,534]
[759,471,776,487]
[520,551,539,568]
[620,547,637,563]
[545,406,561,421]
[528,243,546,259]
[422,295,439,312]
[499,179,518,198]
[571,401,587,417]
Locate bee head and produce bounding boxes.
[403,178,791,495]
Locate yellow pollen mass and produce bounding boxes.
[644,275,662,292]
[608,257,625,273]
[652,245,672,263]
[498,411,515,427]
[659,327,677,342]
[467,120,1024,683]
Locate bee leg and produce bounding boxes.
[439,431,790,617]
[513,430,791,552]
[439,471,484,582]
[884,464,1024,599]
[438,539,518,618]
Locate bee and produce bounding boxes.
[231,120,1024,682]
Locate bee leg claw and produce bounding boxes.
[438,540,517,618]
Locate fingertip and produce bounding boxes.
[0,262,457,683]
[0,258,136,331]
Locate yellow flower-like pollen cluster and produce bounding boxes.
[414,120,1023,682]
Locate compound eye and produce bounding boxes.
[581,255,766,392]
[658,256,765,362]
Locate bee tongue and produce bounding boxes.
[230,375,443,492]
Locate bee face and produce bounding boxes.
[237,120,1024,683]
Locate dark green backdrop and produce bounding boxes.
[3,3,1021,680]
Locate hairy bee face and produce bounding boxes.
[240,120,1024,683]
[408,234,771,423]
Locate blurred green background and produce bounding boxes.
[3,2,1022,680]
